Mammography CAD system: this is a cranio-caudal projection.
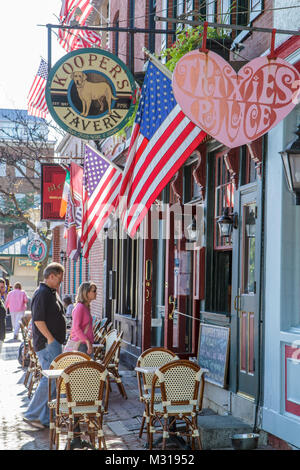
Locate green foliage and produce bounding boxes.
[117,26,227,135]
[160,25,227,72]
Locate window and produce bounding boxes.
[232,0,249,26]
[13,229,25,239]
[0,229,4,246]
[116,230,139,317]
[15,161,26,178]
[0,162,6,177]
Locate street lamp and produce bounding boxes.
[187,216,198,242]
[245,209,256,238]
[60,249,66,264]
[280,125,300,205]
[217,207,238,238]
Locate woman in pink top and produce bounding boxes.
[5,282,28,340]
[70,281,97,356]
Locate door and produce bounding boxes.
[232,184,261,398]
[164,209,200,358]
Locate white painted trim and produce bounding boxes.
[262,407,300,448]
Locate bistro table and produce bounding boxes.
[42,369,64,380]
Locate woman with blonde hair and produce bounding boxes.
[69,281,97,355]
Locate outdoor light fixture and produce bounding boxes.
[217,207,238,238]
[187,216,198,242]
[280,124,300,205]
[60,249,66,263]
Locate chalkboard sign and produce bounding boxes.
[197,323,230,388]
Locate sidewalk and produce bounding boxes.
[0,332,274,451]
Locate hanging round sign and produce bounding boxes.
[46,48,137,140]
[27,238,47,263]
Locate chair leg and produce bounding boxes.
[49,409,54,450]
[162,418,168,450]
[139,414,145,438]
[110,367,128,399]
[104,377,110,412]
[149,416,153,450]
[55,419,60,450]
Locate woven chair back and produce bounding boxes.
[50,351,91,394]
[58,361,107,408]
[137,347,178,391]
[152,360,204,411]
[101,331,123,368]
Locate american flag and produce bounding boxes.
[81,144,122,258]
[58,0,101,52]
[118,60,207,238]
[27,58,48,119]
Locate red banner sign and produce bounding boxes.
[41,164,66,220]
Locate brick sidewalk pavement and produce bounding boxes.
[0,332,147,451]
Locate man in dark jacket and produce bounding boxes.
[23,262,65,429]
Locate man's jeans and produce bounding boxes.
[24,339,62,426]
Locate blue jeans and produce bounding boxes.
[24,339,62,426]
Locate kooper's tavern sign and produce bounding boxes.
[46,48,137,140]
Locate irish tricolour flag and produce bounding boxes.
[60,169,70,218]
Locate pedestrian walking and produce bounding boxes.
[5,282,28,340]
[0,278,7,342]
[63,295,74,329]
[67,281,97,356]
[23,262,65,429]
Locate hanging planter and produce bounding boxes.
[160,25,233,72]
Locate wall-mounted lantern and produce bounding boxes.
[217,207,238,238]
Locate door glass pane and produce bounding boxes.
[173,244,193,352]
[242,203,256,294]
[151,220,165,346]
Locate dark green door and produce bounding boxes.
[232,183,261,399]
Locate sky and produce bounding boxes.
[0,1,65,110]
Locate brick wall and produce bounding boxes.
[88,237,105,319]
[237,0,274,60]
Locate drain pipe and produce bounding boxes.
[253,135,267,433]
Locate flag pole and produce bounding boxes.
[142,47,172,80]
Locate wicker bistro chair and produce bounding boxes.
[55,361,108,450]
[25,338,42,397]
[19,321,30,369]
[136,347,179,439]
[93,317,108,337]
[99,330,127,411]
[93,322,113,361]
[148,360,207,450]
[48,351,91,450]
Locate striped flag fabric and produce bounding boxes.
[58,0,100,52]
[59,169,70,218]
[118,60,207,238]
[81,144,122,258]
[65,192,81,260]
[27,58,48,119]
[70,162,83,207]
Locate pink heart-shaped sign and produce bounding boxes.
[172,50,300,148]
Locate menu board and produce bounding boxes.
[197,323,230,388]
